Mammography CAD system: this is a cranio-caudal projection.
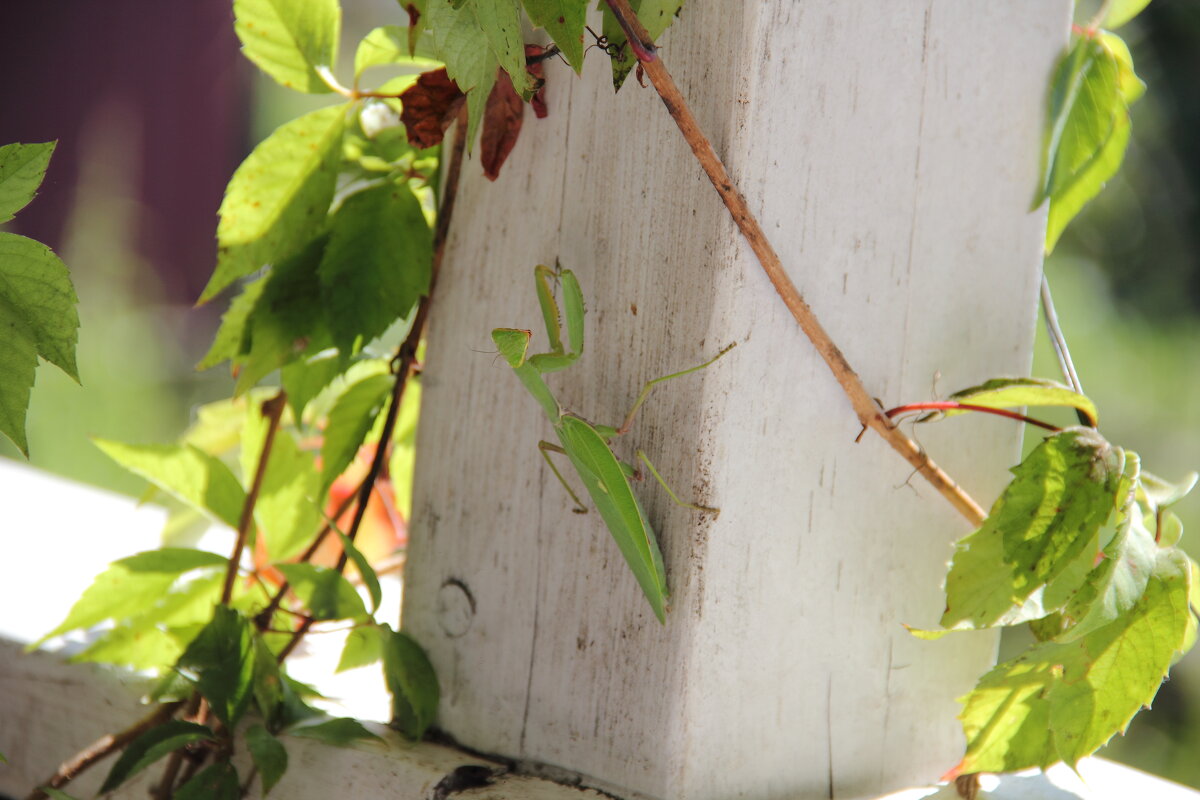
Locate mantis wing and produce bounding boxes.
[557,415,669,622]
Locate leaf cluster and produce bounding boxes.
[912,382,1200,777]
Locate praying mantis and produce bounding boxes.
[492,264,734,623]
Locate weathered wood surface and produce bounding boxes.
[404,2,1072,799]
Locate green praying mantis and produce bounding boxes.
[492,265,734,623]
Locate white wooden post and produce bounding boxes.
[404,2,1072,799]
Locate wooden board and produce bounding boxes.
[403,2,1071,798]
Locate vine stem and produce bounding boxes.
[275,107,470,663]
[603,0,986,526]
[23,701,184,800]
[884,401,1063,433]
[222,391,288,604]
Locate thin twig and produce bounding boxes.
[275,108,470,663]
[1040,274,1083,395]
[603,0,986,525]
[222,391,288,603]
[24,701,184,800]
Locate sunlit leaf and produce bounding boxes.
[382,624,439,739]
[954,551,1193,775]
[941,377,1098,427]
[177,606,256,728]
[1040,35,1137,254]
[318,180,431,353]
[201,104,346,302]
[33,549,227,647]
[336,532,382,612]
[100,721,214,793]
[246,725,289,795]
[234,0,341,93]
[0,233,80,455]
[354,25,413,77]
[319,373,394,495]
[942,429,1124,630]
[241,408,321,562]
[337,624,384,672]
[94,440,247,528]
[1101,0,1152,30]
[274,563,367,621]
[388,377,421,520]
[0,141,55,223]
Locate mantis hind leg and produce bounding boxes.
[539,441,588,514]
[636,449,719,517]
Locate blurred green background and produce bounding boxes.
[1,0,1199,789]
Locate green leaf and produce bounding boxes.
[319,373,394,494]
[201,104,346,302]
[468,0,532,96]
[274,563,367,620]
[234,235,335,393]
[942,377,1098,427]
[337,624,384,672]
[1102,0,1152,29]
[100,721,215,793]
[318,181,432,353]
[233,0,341,93]
[41,790,80,800]
[246,725,289,795]
[1099,32,1146,105]
[276,674,326,730]
[1057,498,1157,642]
[0,141,56,223]
[354,25,414,78]
[289,717,383,746]
[941,429,1124,630]
[178,606,256,728]
[600,0,683,88]
[1139,469,1198,512]
[422,0,499,145]
[241,408,321,562]
[337,532,382,612]
[174,762,240,800]
[252,636,285,728]
[389,376,421,520]
[382,624,439,739]
[33,549,227,647]
[0,232,80,455]
[956,551,1194,774]
[94,440,247,528]
[281,350,346,421]
[197,272,268,371]
[522,0,586,71]
[1040,36,1134,254]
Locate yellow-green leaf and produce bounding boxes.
[201,104,346,302]
[234,0,341,93]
